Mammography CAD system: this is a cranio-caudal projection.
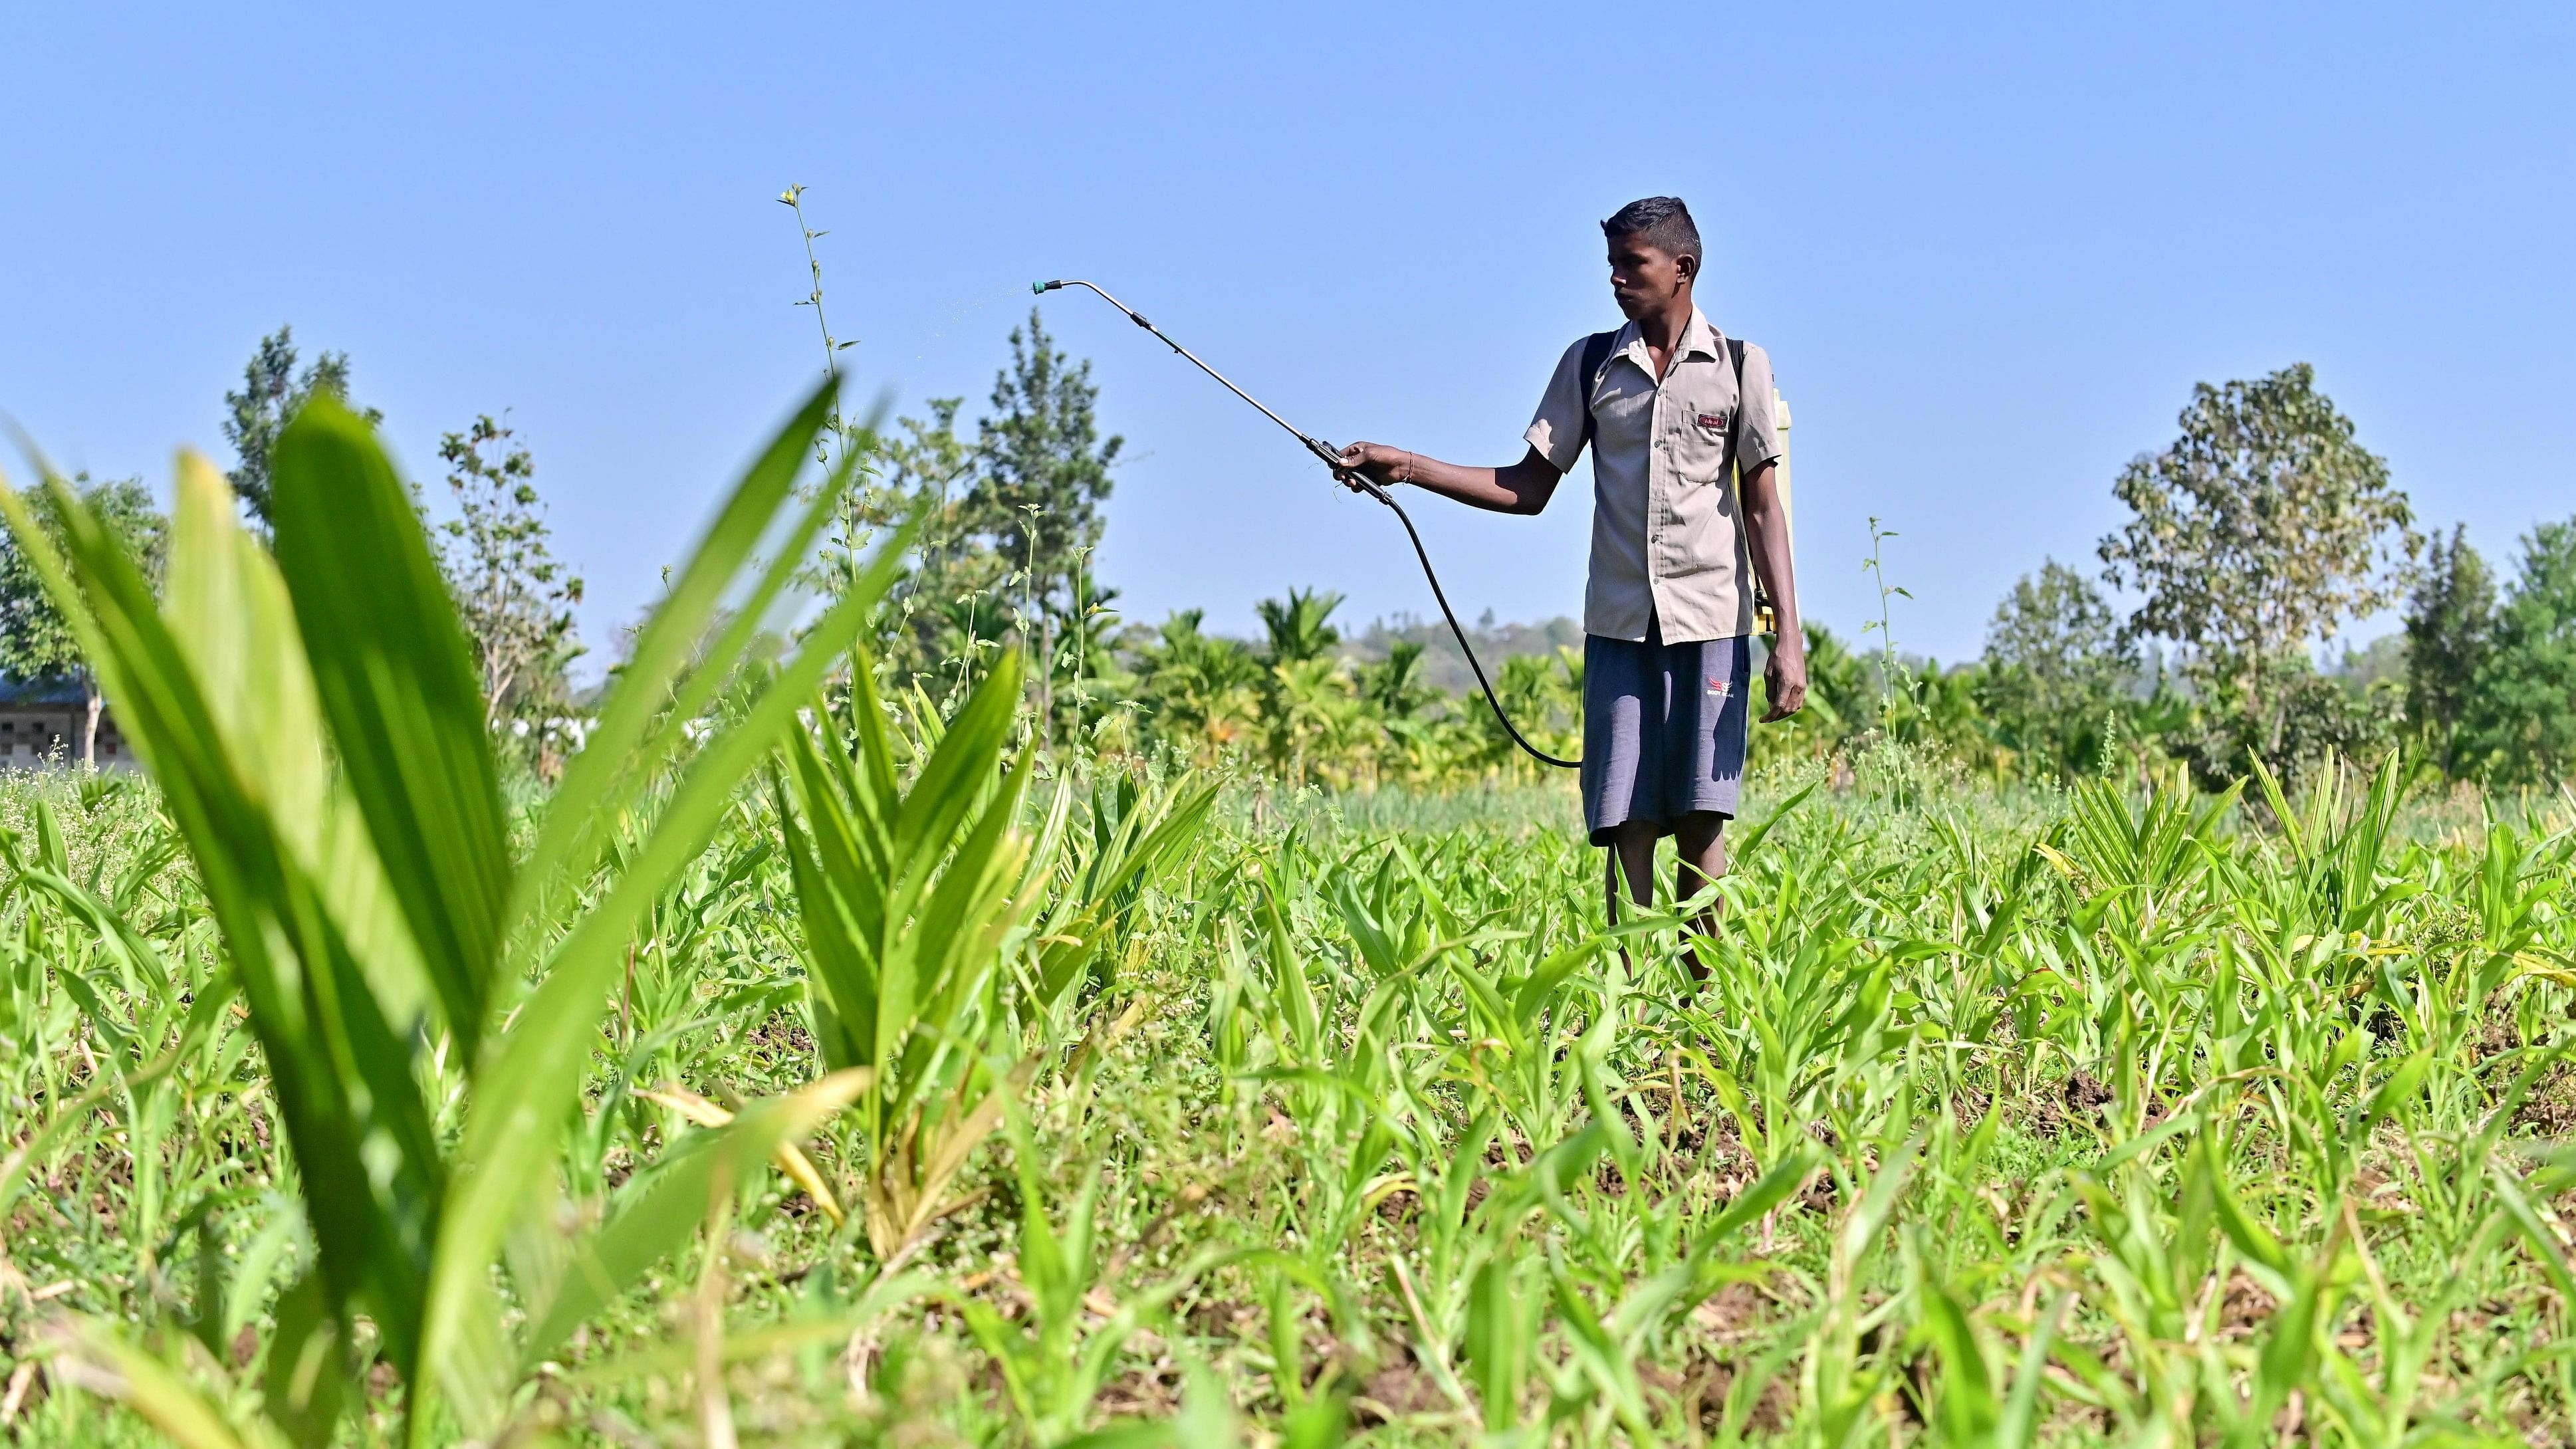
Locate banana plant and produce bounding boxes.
[9,382,911,1447]
[771,642,1038,1265]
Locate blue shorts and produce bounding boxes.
[1580,617,1751,846]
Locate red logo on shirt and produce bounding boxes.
[1697,411,1728,433]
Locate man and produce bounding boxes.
[1336,195,1806,935]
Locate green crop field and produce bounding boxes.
[3,390,2575,1449]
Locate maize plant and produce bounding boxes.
[3,391,2575,1446]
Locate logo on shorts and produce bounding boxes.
[1707,676,1730,697]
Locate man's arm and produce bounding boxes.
[1334,443,1564,516]
[1739,458,1808,721]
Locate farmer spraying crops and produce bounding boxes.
[1036,195,1804,939]
[1332,197,1807,935]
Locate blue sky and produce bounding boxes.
[5,2,2569,667]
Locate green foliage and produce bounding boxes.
[965,310,1123,624]
[2464,516,2576,786]
[830,316,1120,728]
[1357,638,1437,721]
[2166,659,2399,798]
[0,475,167,758]
[7,687,2576,1445]
[1256,588,1343,667]
[1,382,914,1445]
[220,326,378,530]
[1131,608,1261,756]
[1978,560,2138,780]
[861,396,990,683]
[15,343,2576,1449]
[429,415,584,757]
[2405,524,2495,776]
[2099,364,2422,765]
[773,649,1039,1264]
[1254,589,1356,782]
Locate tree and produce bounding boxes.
[1253,588,1353,782]
[0,475,168,763]
[1256,587,1344,666]
[2464,517,2576,786]
[223,325,379,528]
[1978,560,2139,778]
[1131,609,1259,758]
[963,311,1122,631]
[433,415,585,769]
[2403,524,2496,778]
[865,397,990,683]
[2097,364,2420,767]
[1357,639,1437,721]
[847,317,1122,710]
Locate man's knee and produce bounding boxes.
[1609,819,1663,851]
[1673,810,1729,854]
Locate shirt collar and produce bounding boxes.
[1615,306,1724,367]
[1681,306,1723,360]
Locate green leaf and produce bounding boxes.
[508,380,862,935]
[1913,1273,1997,1441]
[417,473,921,1439]
[2486,1160,2576,1308]
[2205,1136,2293,1278]
[523,1068,872,1365]
[269,400,509,1059]
[1,459,445,1382]
[262,1271,351,1449]
[58,1326,285,1449]
[1463,1256,1532,1431]
[1697,1146,1817,1248]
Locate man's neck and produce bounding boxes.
[1639,292,1693,349]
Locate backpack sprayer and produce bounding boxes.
[1035,277,1582,768]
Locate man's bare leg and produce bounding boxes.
[1604,816,1728,973]
[1671,811,1729,976]
[1605,820,1660,925]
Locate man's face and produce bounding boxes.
[1607,233,1694,320]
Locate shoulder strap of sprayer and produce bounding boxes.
[1575,330,1617,451]
[1575,330,1751,453]
[1726,336,1749,463]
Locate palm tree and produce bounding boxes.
[1256,586,1344,664]
[1254,588,1352,783]
[1134,610,1259,760]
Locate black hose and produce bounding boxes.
[1036,278,1581,770]
[1340,473,1579,770]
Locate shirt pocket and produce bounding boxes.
[1671,404,1734,493]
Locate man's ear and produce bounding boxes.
[1675,253,1700,284]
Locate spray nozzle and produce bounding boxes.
[1032,280,1064,293]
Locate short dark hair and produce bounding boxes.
[1601,196,1702,267]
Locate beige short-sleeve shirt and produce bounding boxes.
[1523,308,1779,643]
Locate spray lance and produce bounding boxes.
[1033,278,1580,769]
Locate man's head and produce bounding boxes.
[1602,196,1702,320]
